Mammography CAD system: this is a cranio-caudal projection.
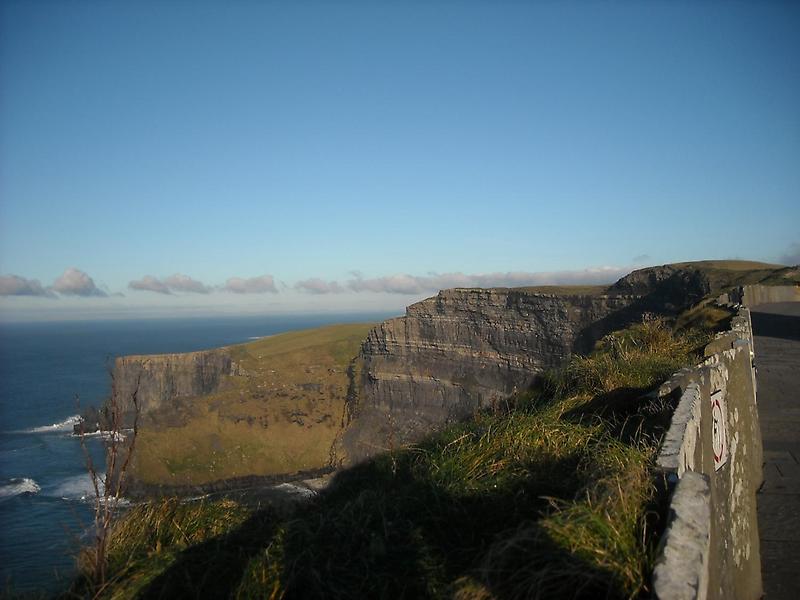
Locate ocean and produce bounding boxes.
[0,313,390,593]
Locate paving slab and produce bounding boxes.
[752,302,800,599]
[763,450,798,464]
[757,494,800,541]
[760,419,800,442]
[760,541,800,600]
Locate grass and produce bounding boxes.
[667,260,800,292]
[669,259,785,271]
[496,285,608,296]
[675,300,734,331]
[673,262,799,330]
[131,324,373,486]
[72,317,711,599]
[469,261,798,301]
[559,317,708,396]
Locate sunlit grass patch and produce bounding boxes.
[560,317,707,397]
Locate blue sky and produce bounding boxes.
[1,1,798,320]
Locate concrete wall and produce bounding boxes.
[652,307,763,600]
[717,284,800,308]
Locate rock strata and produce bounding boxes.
[342,266,723,462]
[79,350,233,432]
[342,288,643,461]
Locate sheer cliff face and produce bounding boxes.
[342,289,640,462]
[111,351,233,426]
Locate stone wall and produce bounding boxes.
[717,283,800,307]
[652,307,763,600]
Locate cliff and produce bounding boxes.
[341,289,639,460]
[77,350,233,433]
[115,324,371,490]
[117,350,233,425]
[92,261,798,489]
[74,262,799,599]
[342,261,798,461]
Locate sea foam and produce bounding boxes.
[0,478,41,501]
[47,473,103,501]
[24,415,82,434]
[46,473,131,507]
[74,429,129,441]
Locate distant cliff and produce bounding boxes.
[118,351,233,418]
[80,350,234,432]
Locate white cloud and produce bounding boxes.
[224,274,278,294]
[348,273,432,294]
[0,274,54,297]
[51,268,107,297]
[129,275,172,294]
[163,274,210,294]
[342,267,629,294]
[295,278,344,294]
[129,274,210,294]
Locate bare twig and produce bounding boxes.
[76,369,141,597]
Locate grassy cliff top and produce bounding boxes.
[622,259,797,280]
[494,284,608,296]
[120,323,372,362]
[132,323,374,487]
[444,260,797,299]
[665,259,798,286]
[228,323,372,366]
[610,260,798,297]
[670,259,786,270]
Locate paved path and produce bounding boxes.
[751,302,800,600]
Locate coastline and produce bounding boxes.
[123,467,336,511]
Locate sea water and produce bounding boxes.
[0,313,390,593]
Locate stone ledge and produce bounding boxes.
[653,471,711,600]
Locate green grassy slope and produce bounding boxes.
[471,261,798,298]
[670,260,798,287]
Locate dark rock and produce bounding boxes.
[609,265,711,310]
[109,350,233,428]
[341,288,643,461]
[342,269,716,463]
